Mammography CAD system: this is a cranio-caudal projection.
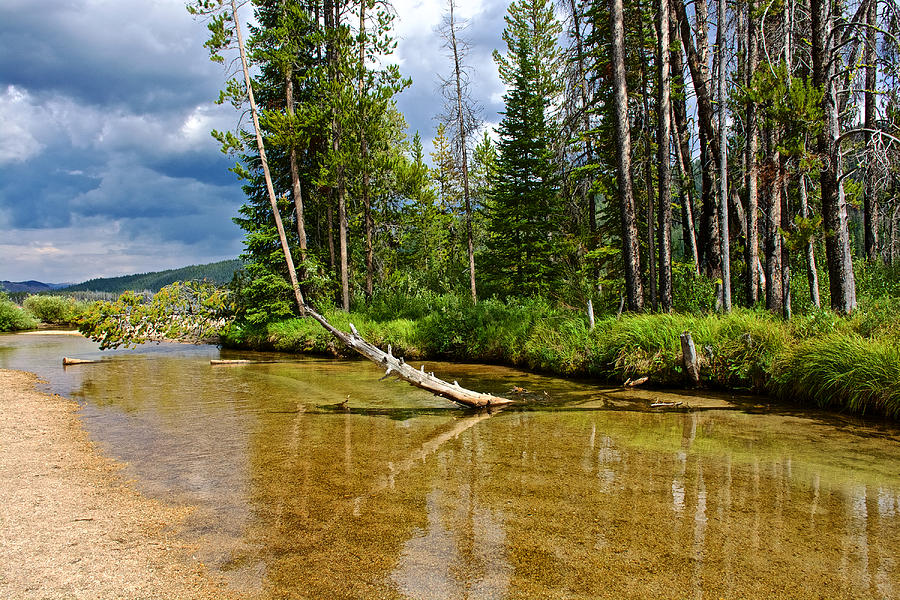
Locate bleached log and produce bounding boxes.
[302,306,511,408]
[210,359,266,365]
[62,357,100,366]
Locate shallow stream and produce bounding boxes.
[2,332,899,598]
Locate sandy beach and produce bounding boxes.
[0,368,241,599]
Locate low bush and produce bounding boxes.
[23,295,91,326]
[0,293,38,331]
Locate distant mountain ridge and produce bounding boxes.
[61,259,244,293]
[3,259,244,296]
[0,280,71,293]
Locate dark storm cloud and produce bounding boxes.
[0,0,515,282]
[0,0,245,282]
[0,0,221,112]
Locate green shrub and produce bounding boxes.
[23,295,90,326]
[0,293,38,331]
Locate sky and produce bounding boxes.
[0,0,509,284]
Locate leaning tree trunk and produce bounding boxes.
[670,41,700,274]
[229,1,507,408]
[610,0,644,312]
[673,0,719,277]
[231,0,306,315]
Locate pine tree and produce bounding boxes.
[486,0,563,296]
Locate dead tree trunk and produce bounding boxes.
[286,70,308,263]
[359,0,374,302]
[812,0,857,313]
[448,0,478,304]
[231,0,306,316]
[670,47,700,274]
[717,0,731,311]
[799,173,821,306]
[680,331,700,386]
[640,28,658,311]
[304,306,510,407]
[569,0,597,240]
[864,0,879,261]
[745,0,760,304]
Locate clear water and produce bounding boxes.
[2,332,899,599]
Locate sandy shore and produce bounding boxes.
[0,369,242,599]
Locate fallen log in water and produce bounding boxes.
[624,376,649,388]
[210,359,276,365]
[62,357,101,366]
[303,306,511,408]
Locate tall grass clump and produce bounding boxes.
[588,312,698,382]
[772,333,900,418]
[0,292,38,331]
[23,295,90,326]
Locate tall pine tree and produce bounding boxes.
[485,0,563,297]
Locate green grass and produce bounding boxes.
[772,333,900,418]
[224,290,900,419]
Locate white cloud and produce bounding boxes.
[0,86,46,164]
[0,216,241,283]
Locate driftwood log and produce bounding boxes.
[62,357,101,366]
[302,306,511,408]
[210,359,281,365]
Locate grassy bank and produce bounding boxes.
[224,294,900,419]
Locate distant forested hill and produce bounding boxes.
[63,259,243,293]
[0,281,70,293]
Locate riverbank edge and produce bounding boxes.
[222,307,900,420]
[0,368,243,599]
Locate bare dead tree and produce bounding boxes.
[439,0,482,303]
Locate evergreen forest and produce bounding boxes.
[119,0,900,416]
[196,0,900,319]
